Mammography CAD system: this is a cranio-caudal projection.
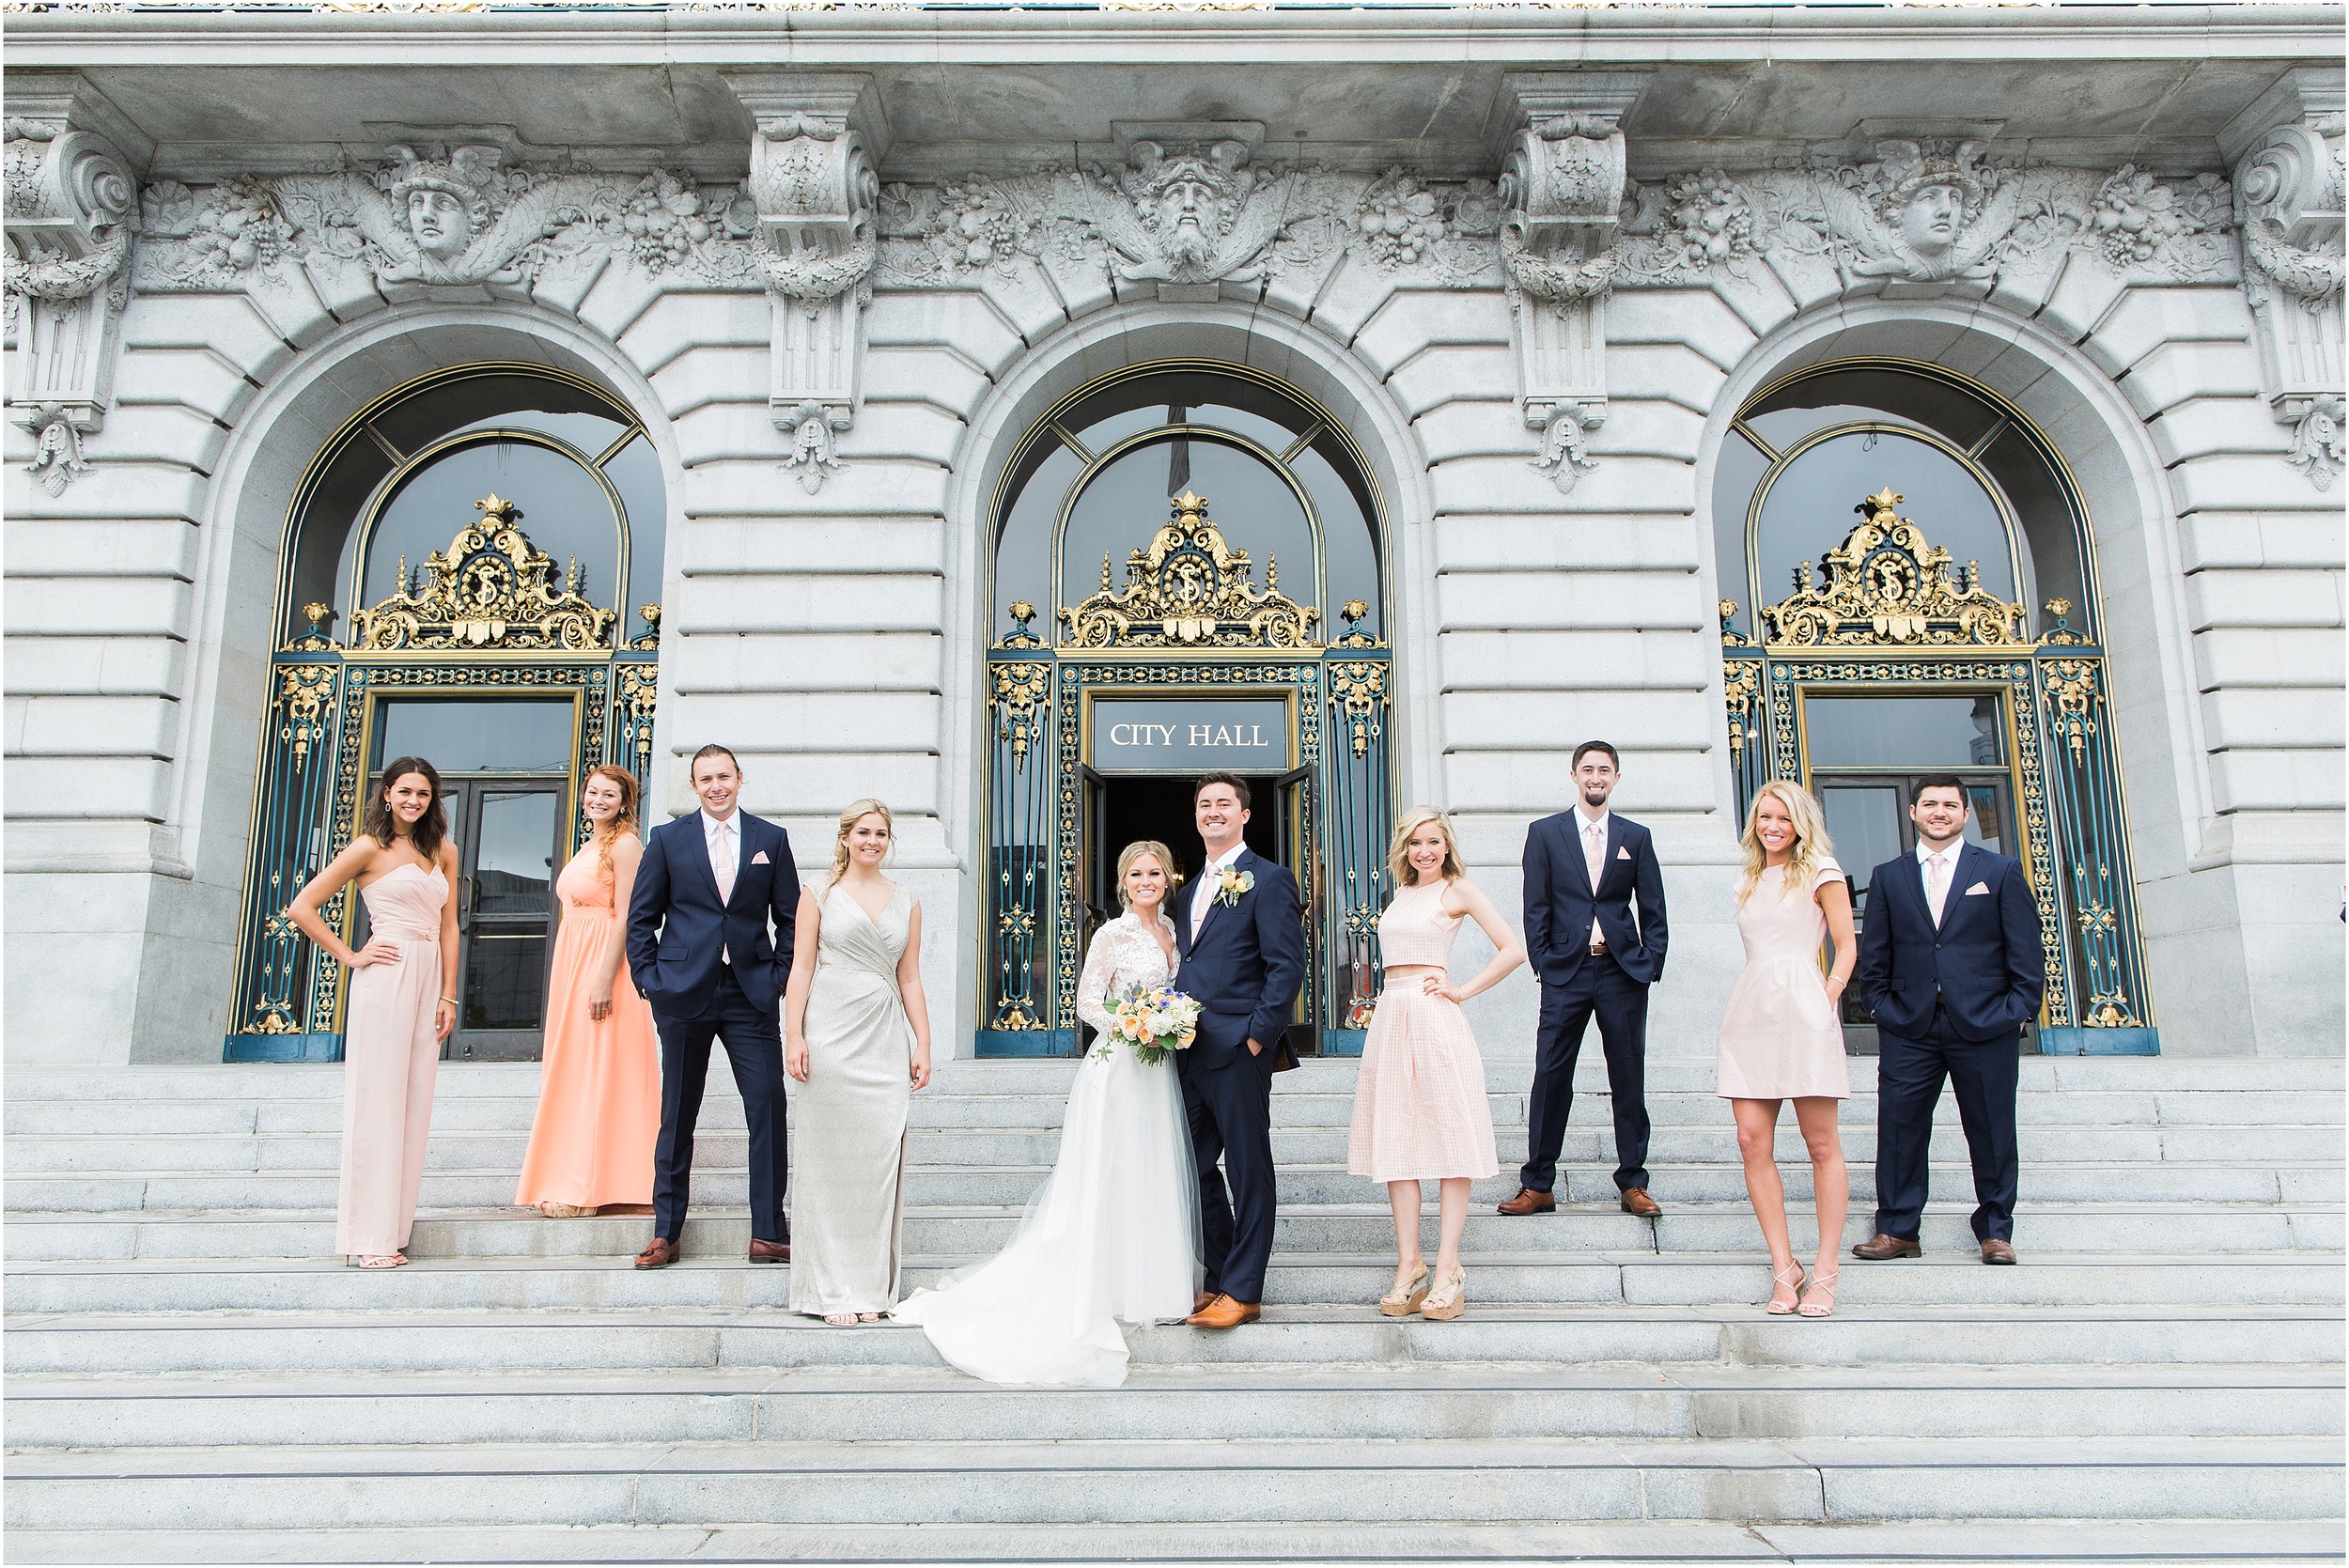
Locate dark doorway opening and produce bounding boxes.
[1097,774,1283,920]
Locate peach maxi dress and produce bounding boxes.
[516,845,662,1209]
[1715,859,1852,1101]
[1346,881,1501,1183]
[335,862,447,1258]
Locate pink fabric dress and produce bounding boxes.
[1346,881,1501,1183]
[335,862,447,1257]
[515,845,662,1209]
[1715,859,1852,1101]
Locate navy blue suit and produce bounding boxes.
[626,810,801,1245]
[1519,810,1669,1195]
[1856,842,2044,1243]
[1174,846,1304,1305]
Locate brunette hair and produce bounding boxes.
[828,797,894,888]
[582,763,641,877]
[365,756,448,863]
[1192,770,1252,810]
[1910,774,1969,807]
[1572,739,1620,770]
[1387,805,1466,888]
[1114,840,1183,909]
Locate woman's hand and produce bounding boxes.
[586,979,614,1023]
[349,937,404,969]
[1421,973,1466,1004]
[432,999,456,1042]
[1825,973,1851,1007]
[786,1036,810,1083]
[910,1046,932,1091]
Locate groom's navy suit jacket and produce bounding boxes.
[1856,841,2042,1043]
[1174,846,1305,1073]
[1522,810,1669,988]
[626,811,801,1019]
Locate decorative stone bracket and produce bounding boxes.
[723,71,885,495]
[2224,68,2345,490]
[1495,72,1649,497]
[4,78,141,498]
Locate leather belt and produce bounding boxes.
[1588,939,1610,956]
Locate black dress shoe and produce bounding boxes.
[1851,1233,1921,1260]
[748,1237,790,1264]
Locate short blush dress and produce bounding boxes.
[1715,859,1852,1101]
[514,845,662,1209]
[1346,881,1501,1183]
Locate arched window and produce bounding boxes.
[1714,359,2155,1055]
[979,363,1392,1058]
[228,365,665,1063]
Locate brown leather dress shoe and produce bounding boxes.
[1193,1289,1217,1315]
[1496,1188,1556,1216]
[1619,1188,1661,1217]
[1980,1238,2016,1265]
[1186,1294,1261,1329]
[1851,1233,1922,1260]
[748,1238,790,1264]
[634,1236,678,1269]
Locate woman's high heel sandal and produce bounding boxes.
[1766,1262,1807,1315]
[1420,1266,1468,1321]
[1379,1262,1431,1317]
[1797,1266,1839,1318]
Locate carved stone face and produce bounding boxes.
[1897,182,1965,254]
[1153,176,1220,271]
[407,189,469,259]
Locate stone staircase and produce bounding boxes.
[5,1053,2342,1564]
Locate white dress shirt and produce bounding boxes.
[704,809,739,960]
[1917,838,1960,927]
[1192,842,1247,941]
[1574,804,1610,947]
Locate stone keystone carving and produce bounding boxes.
[1810,139,2024,286]
[2226,69,2345,489]
[1495,72,1649,498]
[5,95,138,497]
[1084,135,1313,292]
[726,71,885,496]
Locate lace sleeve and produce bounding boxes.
[1076,922,1128,1036]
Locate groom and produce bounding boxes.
[1174,771,1304,1329]
[625,744,799,1270]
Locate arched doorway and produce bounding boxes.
[1715,358,2155,1055]
[980,363,1392,1057]
[224,365,664,1062]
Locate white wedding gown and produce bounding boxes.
[894,910,1203,1386]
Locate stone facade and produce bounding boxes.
[4,6,2341,1063]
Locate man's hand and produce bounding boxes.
[1246,1037,1263,1057]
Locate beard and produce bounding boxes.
[1159,222,1215,281]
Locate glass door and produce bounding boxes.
[446,781,567,1061]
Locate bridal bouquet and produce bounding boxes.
[1096,983,1202,1067]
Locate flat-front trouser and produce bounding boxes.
[1519,954,1651,1195]
[1872,1008,2020,1244]
[1183,1044,1278,1304]
[650,964,791,1245]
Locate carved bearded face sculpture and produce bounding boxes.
[407,188,470,260]
[1895,181,1966,256]
[1151,174,1219,272]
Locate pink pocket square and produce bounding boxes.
[1616,846,1632,860]
[751,850,771,864]
[1964,880,1989,894]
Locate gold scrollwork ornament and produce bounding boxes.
[1058,490,1321,650]
[1761,489,2028,648]
[350,494,619,652]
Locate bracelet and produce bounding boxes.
[440,995,457,1004]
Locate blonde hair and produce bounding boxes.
[1388,805,1466,889]
[1736,781,1835,905]
[1114,840,1182,909]
[828,798,894,888]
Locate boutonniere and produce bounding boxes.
[1215,865,1255,908]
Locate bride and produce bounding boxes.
[894,840,1203,1386]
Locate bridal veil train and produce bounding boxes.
[895,851,1202,1386]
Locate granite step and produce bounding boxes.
[6,1434,2339,1528]
[7,1361,2338,1449]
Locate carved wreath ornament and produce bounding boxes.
[350,494,619,652]
[1761,489,2029,649]
[1058,490,1321,650]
